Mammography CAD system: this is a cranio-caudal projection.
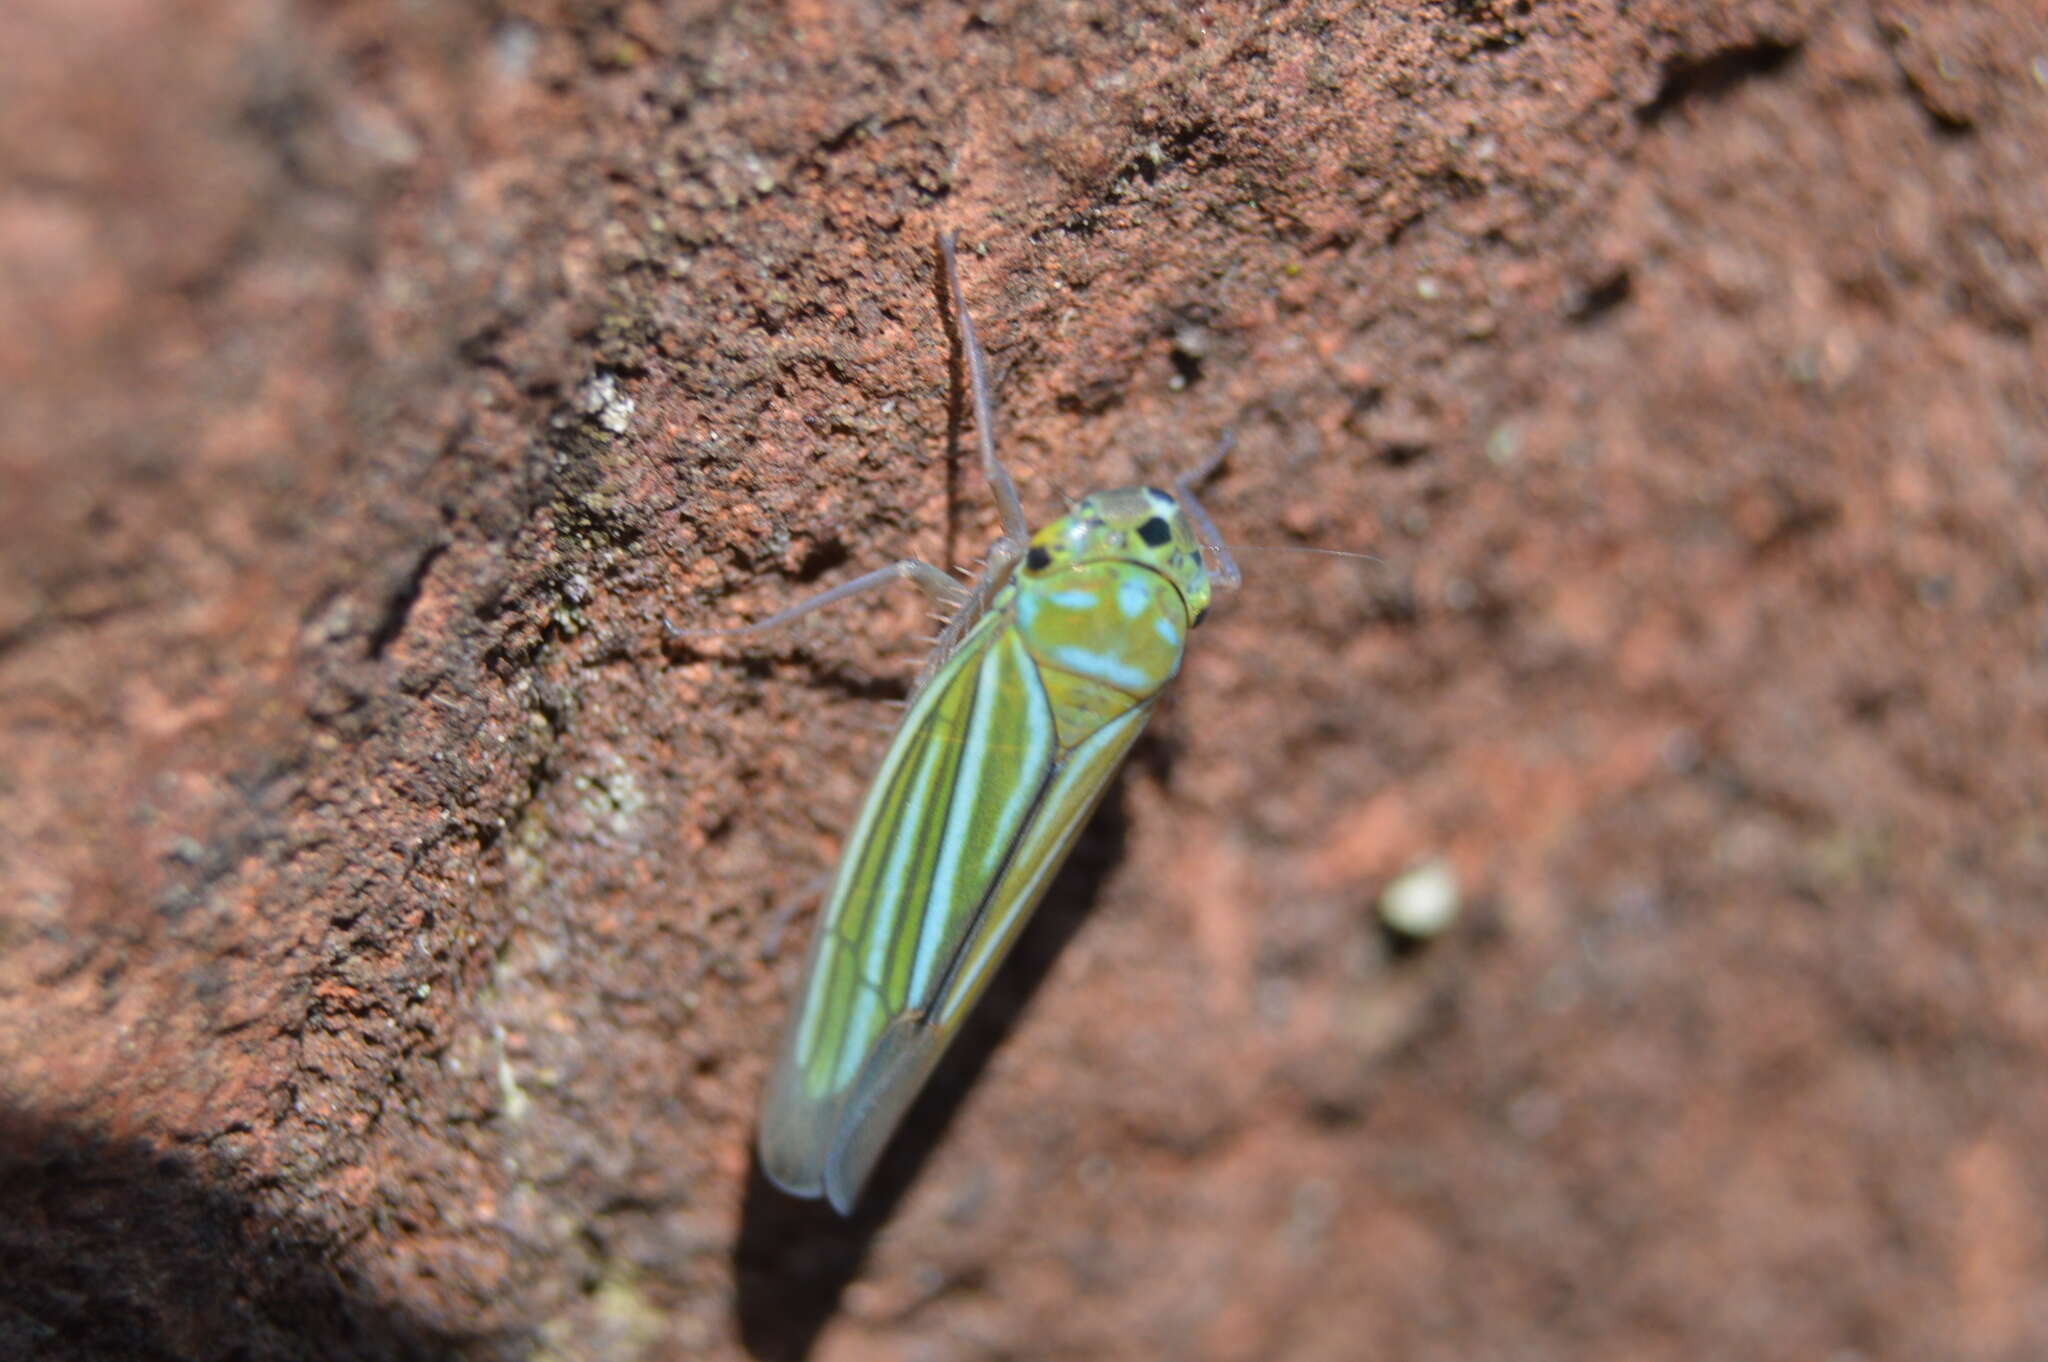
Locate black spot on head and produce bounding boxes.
[1192,605,1209,628]
[1136,516,1173,548]
[1025,546,1053,573]
[1144,485,1173,505]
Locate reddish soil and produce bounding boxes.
[3,2,2045,1359]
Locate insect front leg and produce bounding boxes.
[1174,431,1244,593]
[917,229,1035,685]
[940,230,1030,548]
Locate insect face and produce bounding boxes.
[1019,485,1215,623]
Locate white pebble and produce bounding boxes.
[1379,858,1460,938]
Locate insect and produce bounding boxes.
[706,232,1240,1214]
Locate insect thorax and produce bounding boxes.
[1005,486,1209,749]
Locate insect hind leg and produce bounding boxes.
[669,558,968,641]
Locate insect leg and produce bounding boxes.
[758,868,836,963]
[940,230,1030,549]
[670,559,968,640]
[1174,431,1243,592]
[913,230,1033,688]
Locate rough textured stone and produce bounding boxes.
[3,2,2044,1359]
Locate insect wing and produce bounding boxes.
[757,584,1166,1212]
[758,608,1056,1199]
[817,694,1155,1211]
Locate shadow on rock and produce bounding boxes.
[0,1109,488,1362]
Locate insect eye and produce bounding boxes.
[1136,516,1172,548]
[1025,546,1053,572]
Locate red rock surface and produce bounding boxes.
[3,2,2045,1359]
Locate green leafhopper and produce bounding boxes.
[702,232,1240,1213]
